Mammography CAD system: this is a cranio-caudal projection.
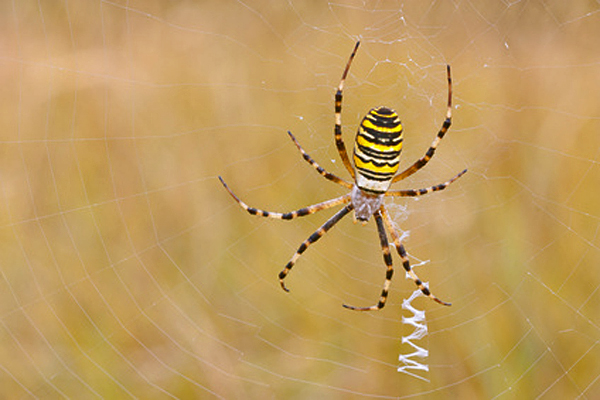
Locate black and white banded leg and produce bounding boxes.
[334,41,361,179]
[392,65,453,183]
[343,209,394,311]
[279,204,354,291]
[287,131,352,189]
[386,169,467,198]
[219,176,351,220]
[380,206,451,306]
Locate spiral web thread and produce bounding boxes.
[398,261,431,381]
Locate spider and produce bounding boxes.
[219,41,466,311]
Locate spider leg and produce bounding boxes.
[385,169,466,197]
[279,204,354,292]
[392,65,453,183]
[219,176,351,220]
[287,131,352,189]
[343,209,393,311]
[380,206,451,306]
[334,41,361,180]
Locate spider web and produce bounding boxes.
[2,0,600,398]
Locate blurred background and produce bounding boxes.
[1,0,599,398]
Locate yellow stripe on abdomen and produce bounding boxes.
[352,106,404,193]
[361,119,403,135]
[356,133,403,154]
[353,154,399,175]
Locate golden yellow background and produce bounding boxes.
[1,1,599,398]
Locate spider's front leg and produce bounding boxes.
[380,207,451,307]
[343,210,393,311]
[278,204,353,291]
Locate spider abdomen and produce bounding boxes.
[353,107,403,194]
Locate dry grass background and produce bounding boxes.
[1,1,599,398]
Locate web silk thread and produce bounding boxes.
[398,288,430,381]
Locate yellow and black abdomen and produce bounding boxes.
[353,106,403,194]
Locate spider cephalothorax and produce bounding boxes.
[219,41,466,310]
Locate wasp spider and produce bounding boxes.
[219,41,466,311]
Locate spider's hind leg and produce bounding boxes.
[392,64,453,183]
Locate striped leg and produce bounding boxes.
[380,206,451,306]
[334,41,361,180]
[279,204,354,291]
[287,131,352,189]
[343,209,393,311]
[392,65,453,183]
[385,169,467,197]
[219,176,351,220]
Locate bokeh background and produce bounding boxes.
[1,0,600,398]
